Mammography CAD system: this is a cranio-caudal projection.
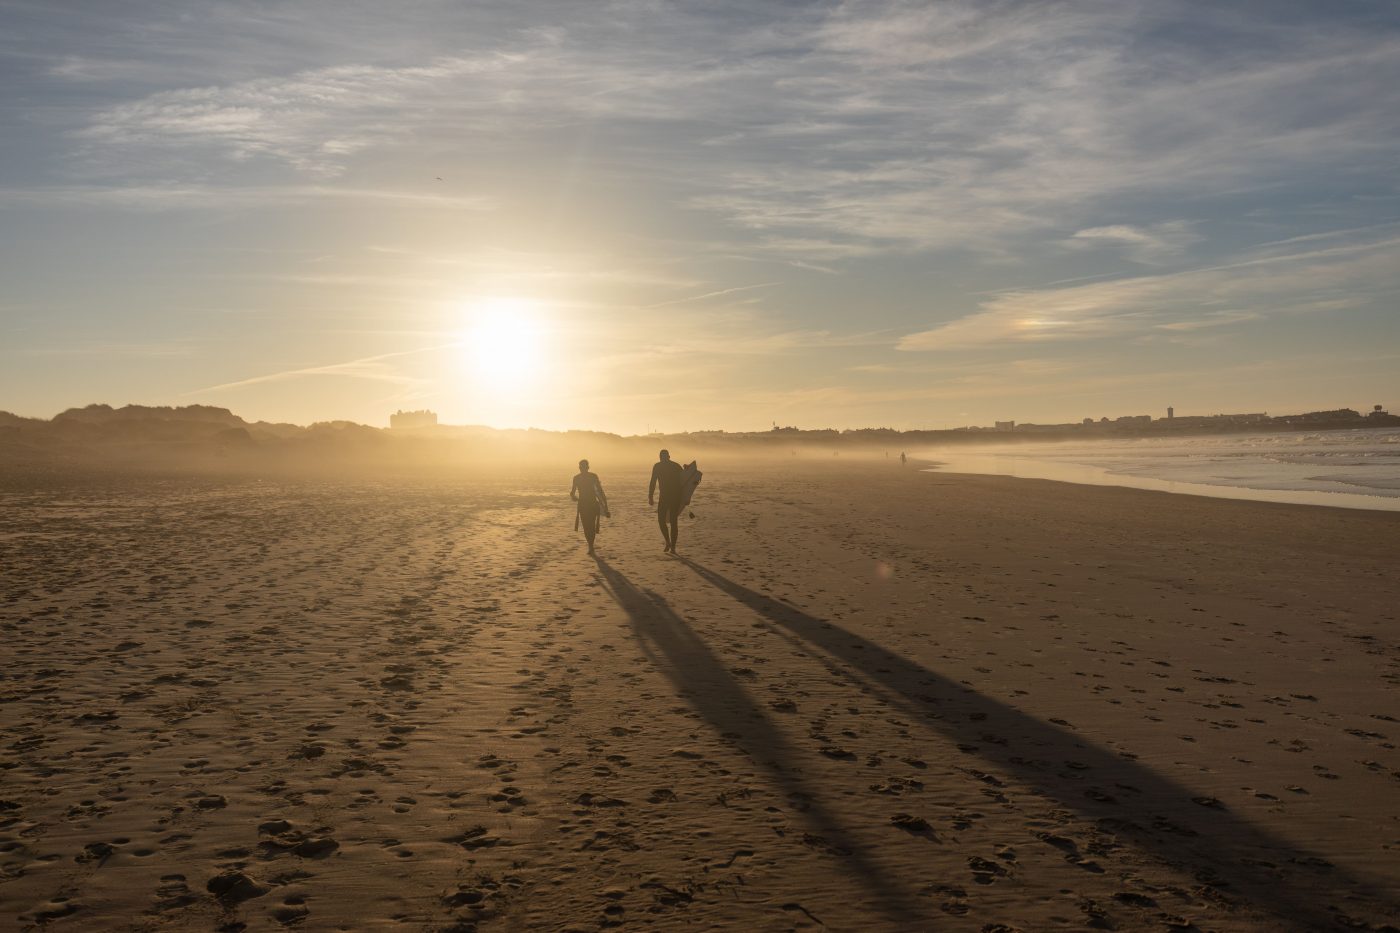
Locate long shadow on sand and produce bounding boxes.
[679,557,1399,933]
[592,556,930,926]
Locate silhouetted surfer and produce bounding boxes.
[649,449,684,554]
[571,459,609,555]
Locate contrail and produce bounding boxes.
[642,282,780,310]
[186,343,456,395]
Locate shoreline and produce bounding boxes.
[923,452,1400,513]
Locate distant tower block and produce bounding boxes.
[390,409,438,429]
[1167,406,1174,419]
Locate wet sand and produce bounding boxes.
[1,459,1398,931]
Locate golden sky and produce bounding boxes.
[3,1,1399,432]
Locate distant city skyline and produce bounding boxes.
[951,402,1393,432]
[13,395,1395,438]
[2,1,1398,433]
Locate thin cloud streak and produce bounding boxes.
[188,344,454,395]
[0,185,495,212]
[22,342,197,358]
[1067,222,1200,265]
[77,54,524,177]
[900,233,1400,351]
[642,282,780,310]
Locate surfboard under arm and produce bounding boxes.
[681,462,703,507]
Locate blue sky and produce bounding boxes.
[2,0,1398,432]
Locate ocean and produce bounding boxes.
[924,427,1400,512]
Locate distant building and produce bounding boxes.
[1274,409,1360,425]
[994,420,1015,431]
[1167,406,1174,419]
[1163,412,1269,429]
[1115,414,1152,424]
[1015,422,1081,432]
[390,409,438,429]
[1364,405,1400,425]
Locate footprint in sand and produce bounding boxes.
[74,841,118,864]
[256,819,340,859]
[1036,831,1103,872]
[819,745,856,760]
[889,813,936,838]
[490,786,527,809]
[207,869,271,906]
[447,826,506,851]
[926,883,969,916]
[800,833,851,857]
[271,900,310,925]
[869,776,924,795]
[443,887,489,909]
[967,855,1008,884]
[151,874,197,911]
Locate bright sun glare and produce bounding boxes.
[462,297,548,390]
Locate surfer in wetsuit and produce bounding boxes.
[648,449,685,554]
[571,459,609,555]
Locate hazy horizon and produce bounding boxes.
[3,1,1399,433]
[7,396,1395,435]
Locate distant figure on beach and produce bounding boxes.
[900,451,907,465]
[571,459,609,555]
[649,449,685,554]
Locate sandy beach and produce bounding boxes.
[2,458,1398,932]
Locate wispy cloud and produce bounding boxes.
[899,232,1400,351]
[22,341,197,358]
[1153,311,1263,333]
[0,184,494,212]
[49,2,1400,265]
[78,55,522,177]
[688,3,1400,257]
[642,282,779,310]
[1067,222,1200,264]
[189,345,450,395]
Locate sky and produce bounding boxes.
[2,0,1398,433]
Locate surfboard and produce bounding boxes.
[681,461,703,507]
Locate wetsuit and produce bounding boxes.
[649,459,685,551]
[571,471,606,551]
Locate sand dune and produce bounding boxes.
[1,460,1397,931]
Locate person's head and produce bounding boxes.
[658,449,670,462]
[578,459,589,472]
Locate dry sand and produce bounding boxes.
[1,459,1398,932]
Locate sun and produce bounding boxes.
[462,297,548,390]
